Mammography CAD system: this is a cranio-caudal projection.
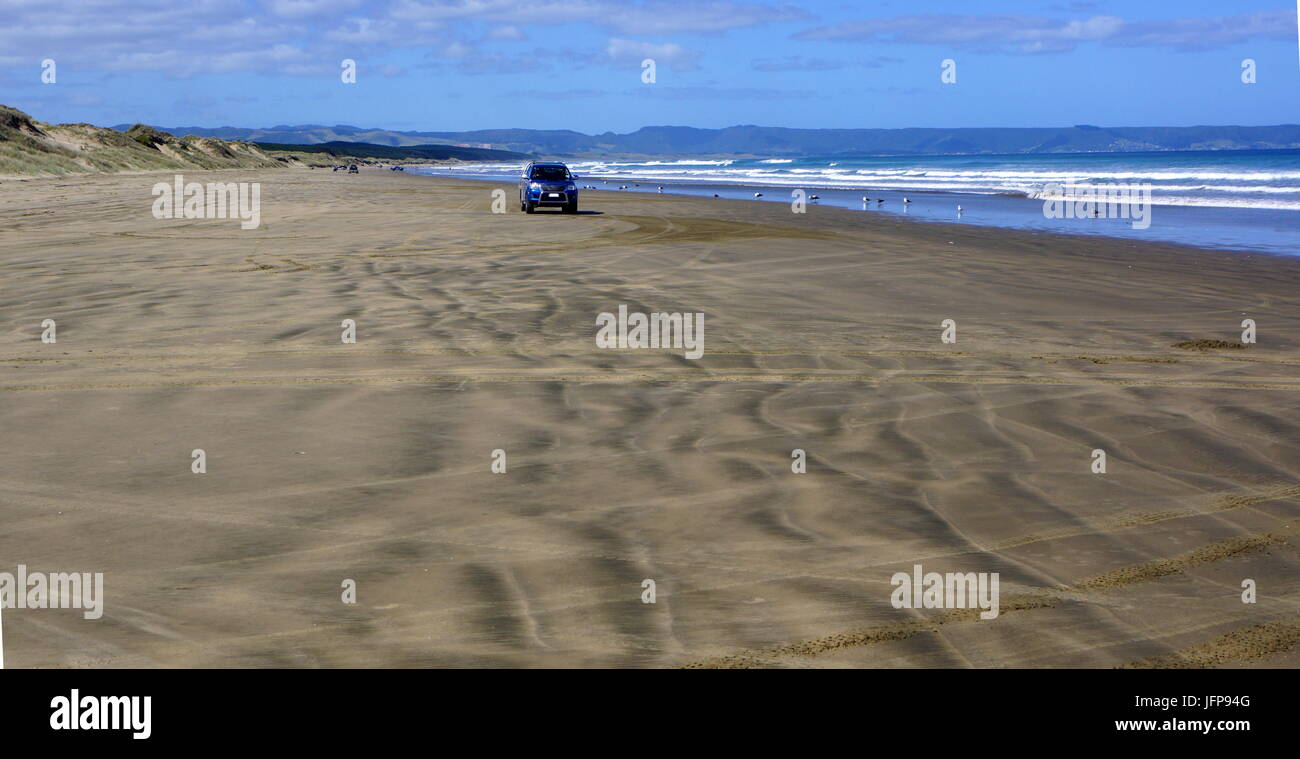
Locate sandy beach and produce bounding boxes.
[1,167,1297,668]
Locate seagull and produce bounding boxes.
[903,197,911,204]
[713,193,720,198]
[809,194,820,203]
[754,192,763,199]
[657,186,663,193]
[957,205,963,216]
[876,199,884,204]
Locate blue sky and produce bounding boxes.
[1,0,1297,133]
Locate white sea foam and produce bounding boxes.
[412,155,1300,211]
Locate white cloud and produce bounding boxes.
[485,25,527,41]
[605,38,701,71]
[0,0,797,79]
[793,10,1293,54]
[387,0,806,35]
[269,0,362,19]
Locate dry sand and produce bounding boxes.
[1,168,1297,668]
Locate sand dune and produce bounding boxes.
[0,105,289,177]
[1,168,1297,668]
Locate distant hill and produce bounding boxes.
[253,140,531,162]
[128,121,1300,159]
[1,105,287,177]
[119,122,587,153]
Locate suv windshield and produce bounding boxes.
[530,166,570,181]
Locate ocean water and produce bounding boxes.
[411,149,1300,256]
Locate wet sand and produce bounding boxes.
[1,168,1297,668]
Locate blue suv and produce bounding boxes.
[519,161,578,214]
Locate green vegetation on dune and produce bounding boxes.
[0,105,287,177]
[0,104,531,176]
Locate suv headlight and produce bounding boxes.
[529,182,541,190]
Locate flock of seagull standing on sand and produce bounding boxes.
[590,180,967,217]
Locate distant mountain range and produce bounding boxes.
[117,122,1300,158]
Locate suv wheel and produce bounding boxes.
[524,201,536,214]
[563,200,577,214]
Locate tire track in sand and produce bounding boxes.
[683,526,1296,668]
[3,372,1299,393]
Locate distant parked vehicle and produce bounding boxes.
[518,161,578,214]
[348,165,358,174]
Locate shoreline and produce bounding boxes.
[410,159,1300,257]
[406,167,1299,263]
